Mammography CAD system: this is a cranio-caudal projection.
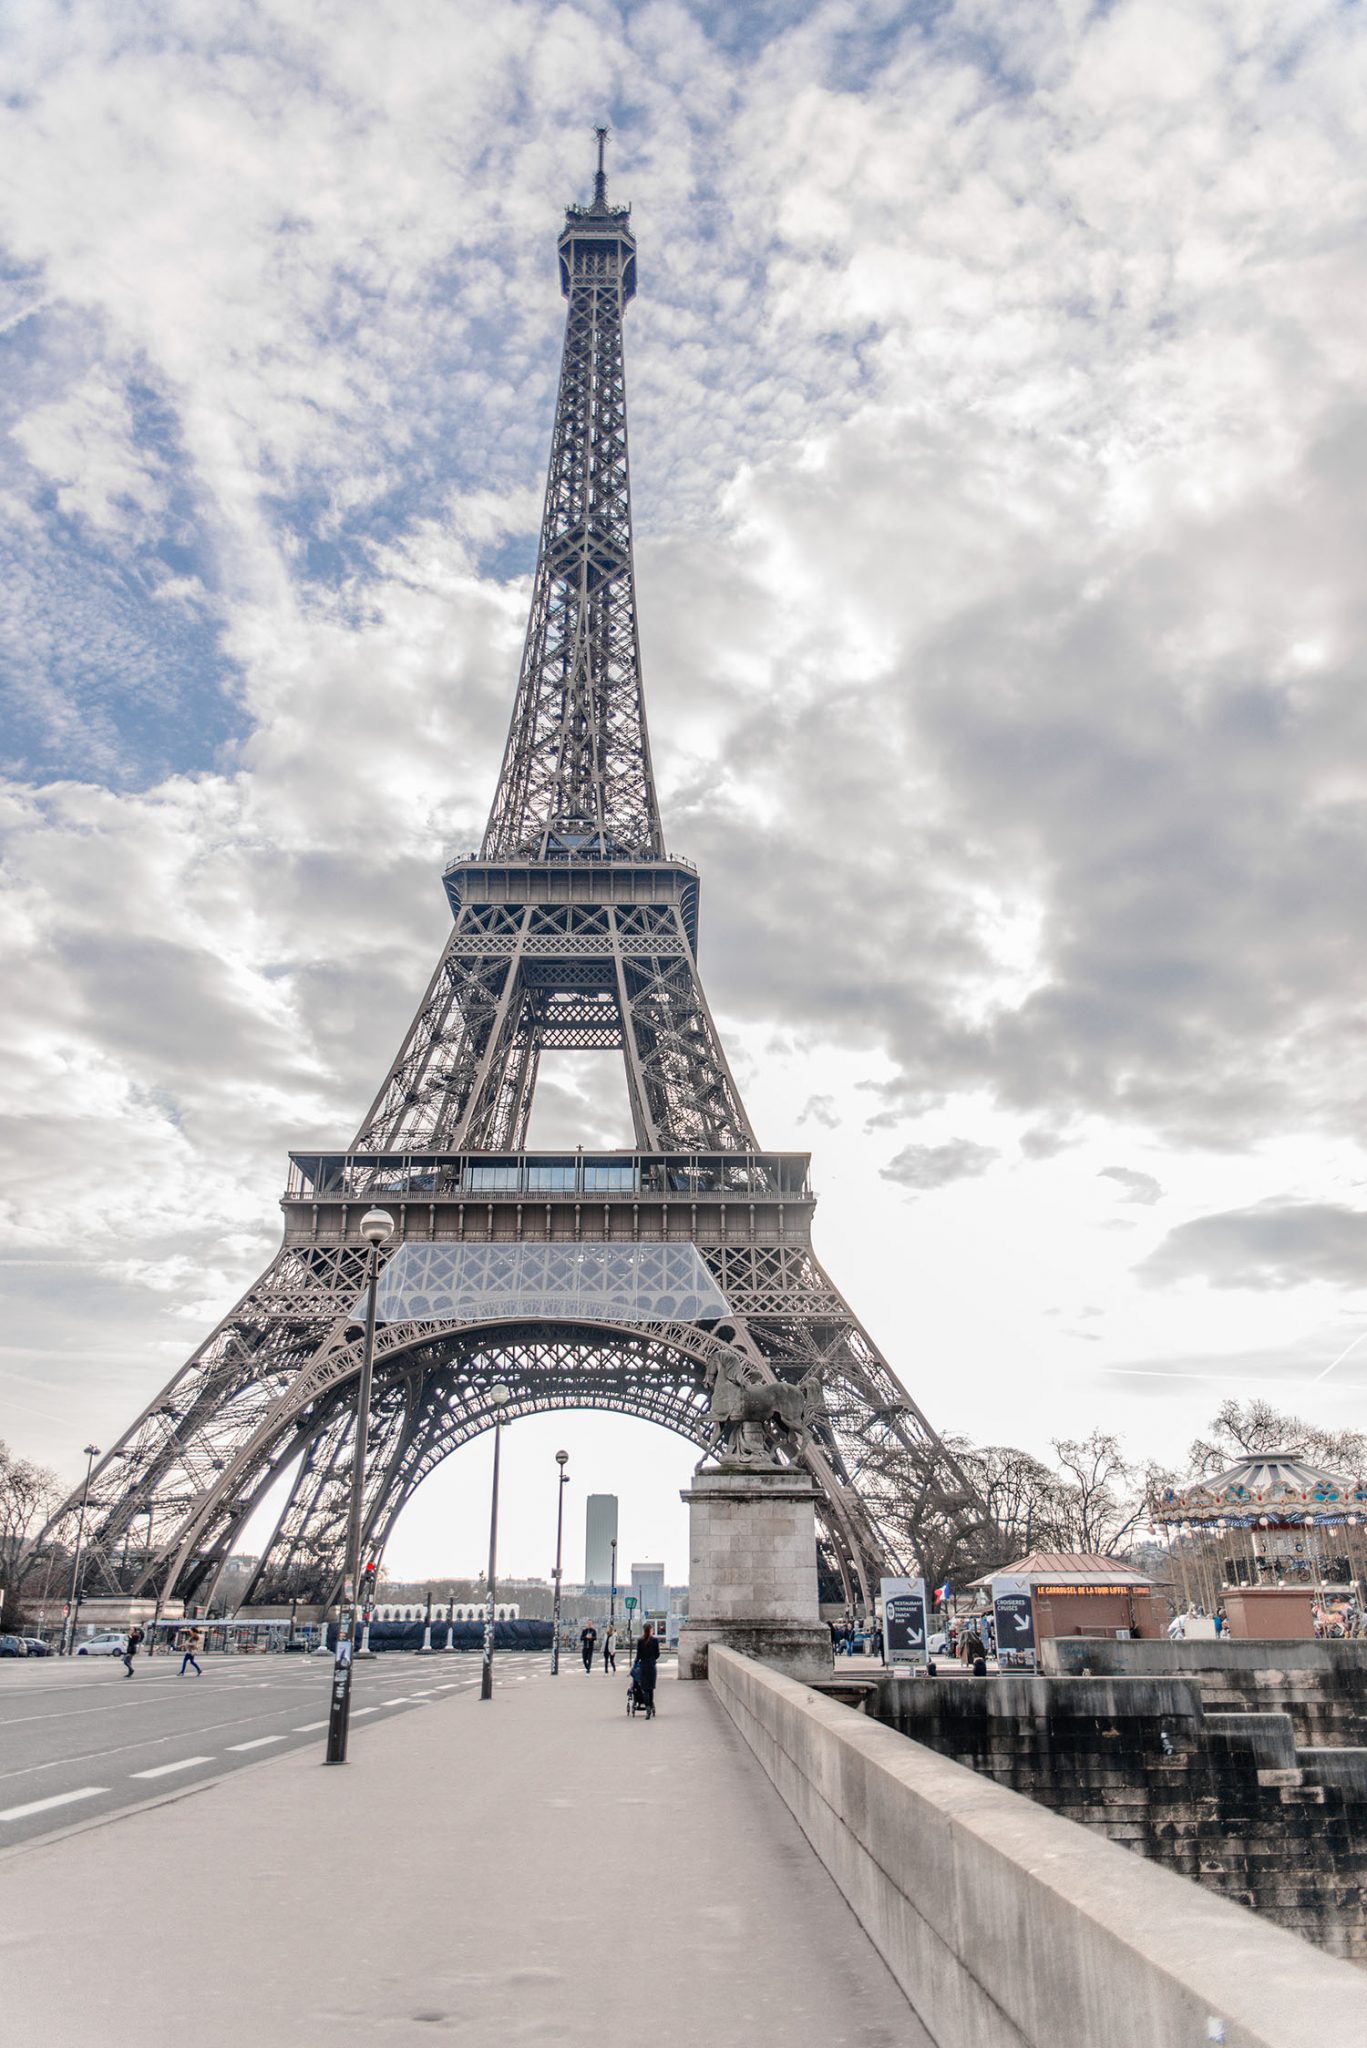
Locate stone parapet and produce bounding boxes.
[709,1645,1364,2048]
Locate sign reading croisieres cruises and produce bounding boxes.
[992,1575,1036,1669]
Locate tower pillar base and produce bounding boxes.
[677,1462,833,1685]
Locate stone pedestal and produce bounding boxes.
[677,1463,833,1684]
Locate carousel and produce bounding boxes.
[1154,1451,1367,1639]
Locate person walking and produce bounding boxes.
[632,1621,660,1719]
[602,1623,617,1674]
[579,1622,597,1673]
[179,1626,203,1676]
[121,1624,144,1679]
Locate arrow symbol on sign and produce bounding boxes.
[1013,1614,1030,1633]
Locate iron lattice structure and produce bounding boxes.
[34,142,986,1618]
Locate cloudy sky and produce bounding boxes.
[2,0,1365,1582]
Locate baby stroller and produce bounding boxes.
[626,1663,654,1718]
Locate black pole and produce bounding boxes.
[62,1445,100,1657]
[551,1452,568,1675]
[480,1418,504,1700]
[325,1223,387,1765]
[609,1536,617,1630]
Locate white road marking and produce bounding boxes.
[351,1707,377,1716]
[0,1699,343,1782]
[382,1697,414,1706]
[0,1786,107,1822]
[132,1756,214,1780]
[292,1721,328,1732]
[227,1736,285,1751]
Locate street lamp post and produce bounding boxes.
[609,1535,618,1631]
[444,1595,455,1653]
[420,1584,433,1653]
[479,1386,512,1701]
[61,1444,101,1657]
[324,1207,394,1766]
[551,1449,569,1675]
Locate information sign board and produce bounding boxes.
[992,1574,1036,1669]
[880,1576,928,1667]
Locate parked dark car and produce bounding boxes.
[0,1634,28,1658]
[22,1638,52,1657]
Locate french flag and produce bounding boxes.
[935,1580,952,1607]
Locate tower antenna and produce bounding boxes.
[594,124,609,208]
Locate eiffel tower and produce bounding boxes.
[36,136,984,1620]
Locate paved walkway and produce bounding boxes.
[0,1659,924,2047]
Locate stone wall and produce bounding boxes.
[1042,1638,1367,1747]
[865,1670,1367,1963]
[708,1646,1364,2048]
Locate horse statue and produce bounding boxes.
[703,1354,823,1462]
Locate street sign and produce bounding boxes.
[880,1576,928,1667]
[992,1574,1036,1669]
[623,1595,637,1610]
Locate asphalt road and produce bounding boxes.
[0,1648,553,1849]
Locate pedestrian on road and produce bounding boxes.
[633,1621,660,1718]
[602,1624,617,1673]
[579,1623,597,1673]
[121,1624,144,1679]
[179,1626,203,1676]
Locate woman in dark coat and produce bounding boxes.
[632,1622,660,1718]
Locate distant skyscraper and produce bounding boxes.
[585,1495,618,1586]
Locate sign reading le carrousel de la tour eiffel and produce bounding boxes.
[34,135,986,1627]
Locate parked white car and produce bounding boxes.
[76,1634,127,1656]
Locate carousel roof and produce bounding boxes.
[968,1551,1151,1588]
[1158,1450,1367,1522]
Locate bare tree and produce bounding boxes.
[0,1442,62,1632]
[0,1442,61,1583]
[1187,1399,1366,1480]
[958,1442,1071,1557]
[858,1431,1003,1595]
[1050,1430,1140,1554]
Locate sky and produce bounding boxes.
[2,0,1365,1583]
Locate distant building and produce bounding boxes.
[373,1603,519,1622]
[585,1495,619,1586]
[631,1561,665,1616]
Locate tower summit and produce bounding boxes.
[33,142,986,1626]
[484,125,652,864]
